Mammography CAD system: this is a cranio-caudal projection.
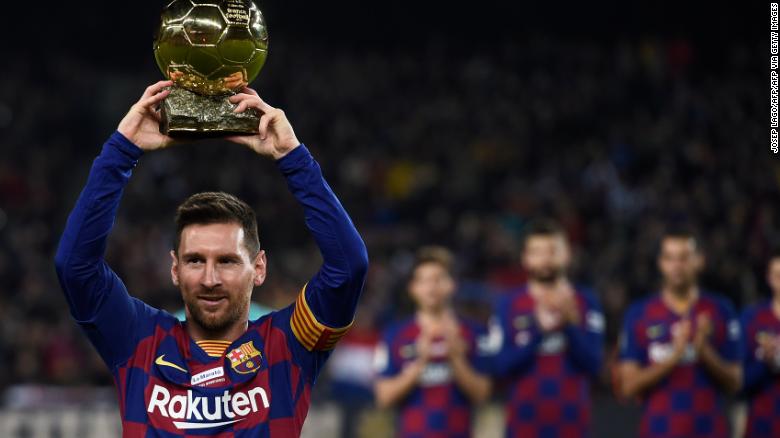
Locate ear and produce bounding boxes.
[170,250,180,287]
[444,277,458,298]
[694,252,706,271]
[560,240,572,266]
[520,245,530,268]
[407,276,417,301]
[253,250,267,287]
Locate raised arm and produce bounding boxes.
[54,81,174,368]
[278,145,369,330]
[227,89,369,352]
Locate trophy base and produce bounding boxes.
[159,87,260,137]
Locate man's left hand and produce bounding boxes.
[225,87,301,160]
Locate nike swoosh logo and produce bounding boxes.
[155,354,187,373]
[174,419,243,429]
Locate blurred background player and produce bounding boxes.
[373,246,491,438]
[741,252,780,437]
[492,220,605,437]
[618,230,742,438]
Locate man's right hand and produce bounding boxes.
[670,318,691,362]
[117,80,176,151]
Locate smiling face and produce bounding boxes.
[171,222,266,335]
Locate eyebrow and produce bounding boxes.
[180,252,243,259]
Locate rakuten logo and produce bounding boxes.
[147,385,270,430]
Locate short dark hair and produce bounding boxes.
[522,219,566,248]
[173,191,260,256]
[660,226,700,253]
[411,246,455,277]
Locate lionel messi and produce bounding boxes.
[54,80,369,437]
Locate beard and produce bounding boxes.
[183,287,250,334]
[527,266,565,284]
[665,276,696,295]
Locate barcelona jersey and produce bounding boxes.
[619,293,741,438]
[54,132,368,437]
[374,317,491,438]
[741,300,780,438]
[493,286,605,438]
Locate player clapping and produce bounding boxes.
[618,230,742,438]
[374,247,491,438]
[492,220,604,438]
[741,253,780,437]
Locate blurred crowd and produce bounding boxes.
[0,35,770,410]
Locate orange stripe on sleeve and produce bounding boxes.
[289,284,353,351]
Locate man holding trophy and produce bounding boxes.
[54,2,369,436]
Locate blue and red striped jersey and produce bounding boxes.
[741,300,780,438]
[493,286,604,438]
[619,293,742,438]
[374,317,490,438]
[54,132,368,437]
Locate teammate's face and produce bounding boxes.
[171,222,266,334]
[767,258,780,297]
[658,237,702,291]
[522,234,570,283]
[409,262,455,313]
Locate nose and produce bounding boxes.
[200,260,222,289]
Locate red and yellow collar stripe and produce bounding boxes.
[290,285,352,351]
[196,340,232,358]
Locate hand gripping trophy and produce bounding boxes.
[154,0,269,136]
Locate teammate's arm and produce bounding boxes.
[492,297,543,376]
[619,359,681,399]
[618,313,689,398]
[561,292,605,377]
[227,89,369,353]
[373,332,429,408]
[695,311,742,394]
[374,360,427,408]
[741,308,772,393]
[54,81,175,368]
[450,356,491,403]
[446,325,492,404]
[697,344,741,394]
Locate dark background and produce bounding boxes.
[0,1,770,437]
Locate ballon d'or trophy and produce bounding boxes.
[154,0,269,136]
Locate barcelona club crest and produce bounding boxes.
[227,341,263,374]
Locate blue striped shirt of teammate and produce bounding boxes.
[54,80,368,437]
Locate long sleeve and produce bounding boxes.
[278,145,369,352]
[54,131,154,369]
[741,307,773,394]
[492,295,543,377]
[743,351,771,394]
[563,292,605,377]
